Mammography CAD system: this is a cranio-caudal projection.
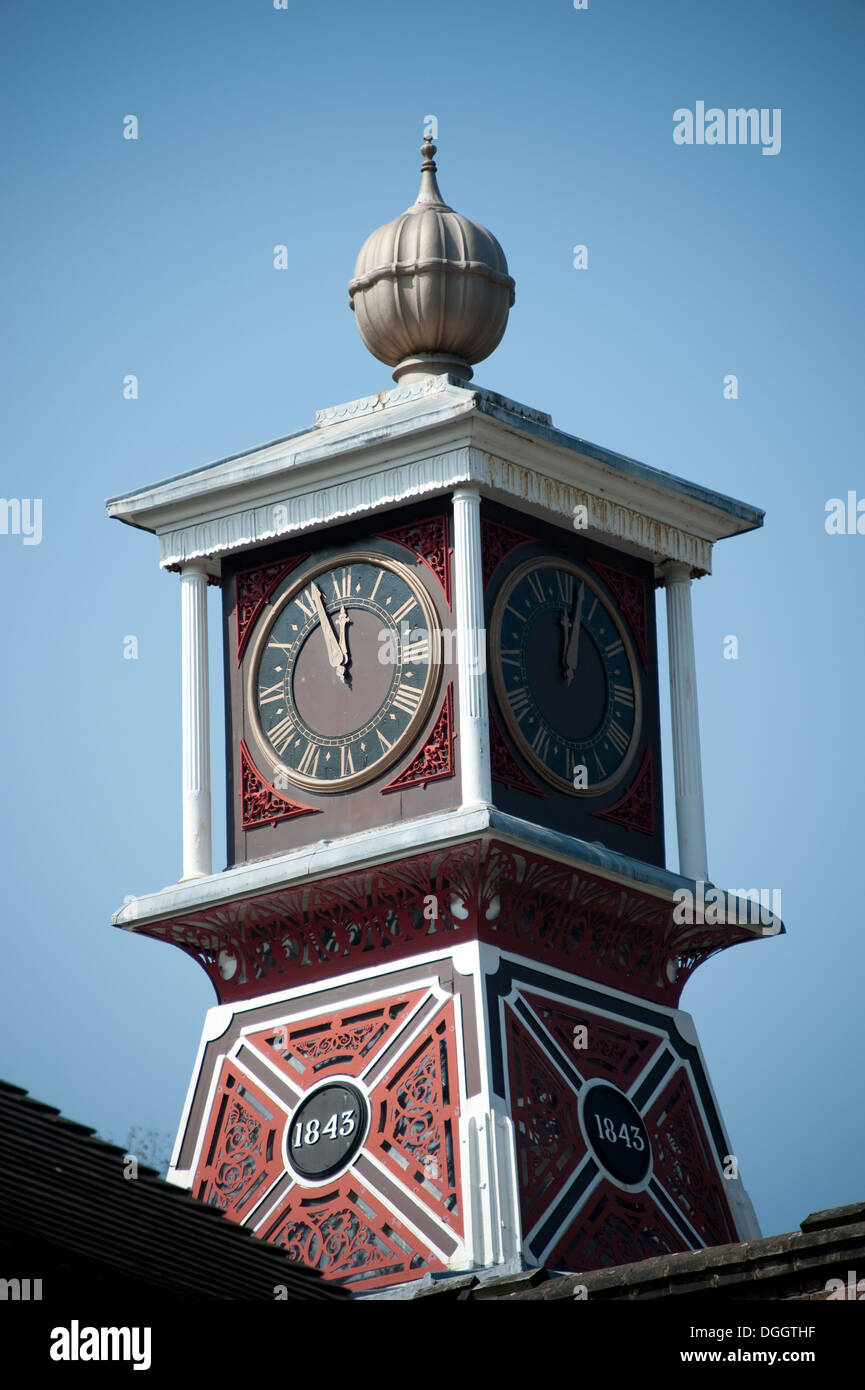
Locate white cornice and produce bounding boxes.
[106,378,764,575]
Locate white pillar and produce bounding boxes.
[663,560,708,882]
[452,488,491,806]
[180,561,212,880]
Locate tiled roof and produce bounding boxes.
[0,1080,349,1300]
[412,1203,865,1301]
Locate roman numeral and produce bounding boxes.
[403,637,429,664]
[555,570,574,603]
[593,749,607,779]
[604,639,624,658]
[331,567,352,600]
[607,720,629,756]
[369,570,385,602]
[295,589,316,620]
[267,640,293,652]
[376,729,393,752]
[530,726,551,761]
[392,683,423,714]
[505,605,526,624]
[258,682,284,706]
[612,683,634,708]
[391,596,417,624]
[297,742,320,776]
[526,570,547,603]
[507,686,531,722]
[267,714,297,755]
[340,744,355,778]
[587,597,598,622]
[499,647,521,668]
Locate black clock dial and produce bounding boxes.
[248,553,441,791]
[491,558,641,796]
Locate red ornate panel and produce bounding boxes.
[189,985,463,1291]
[235,555,308,663]
[243,990,428,1086]
[368,1004,463,1235]
[548,1181,687,1271]
[646,1069,738,1248]
[375,515,452,607]
[592,747,655,837]
[500,981,740,1270]
[506,1009,588,1231]
[239,739,320,830]
[520,993,664,1091]
[489,713,543,797]
[480,517,535,590]
[194,1061,287,1220]
[381,685,455,794]
[262,1172,445,1291]
[588,558,649,668]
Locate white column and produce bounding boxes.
[663,561,708,881]
[180,561,212,880]
[452,488,491,806]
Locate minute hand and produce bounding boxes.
[311,585,348,678]
[564,582,585,685]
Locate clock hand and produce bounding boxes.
[334,605,351,672]
[310,585,348,682]
[560,609,571,669]
[564,582,585,685]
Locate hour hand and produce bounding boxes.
[311,585,349,681]
[563,582,585,684]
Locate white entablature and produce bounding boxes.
[106,375,763,579]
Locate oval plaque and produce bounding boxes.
[286,1081,368,1181]
[581,1082,652,1187]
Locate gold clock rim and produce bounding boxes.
[490,555,644,798]
[246,550,443,794]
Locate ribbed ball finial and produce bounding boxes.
[348,137,515,385]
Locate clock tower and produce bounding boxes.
[108,138,778,1293]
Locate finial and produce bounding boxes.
[415,136,448,207]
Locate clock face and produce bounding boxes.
[247,552,441,792]
[491,557,642,796]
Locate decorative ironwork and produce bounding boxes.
[137,842,481,1004]
[375,515,451,606]
[263,1173,444,1290]
[239,739,320,831]
[506,1009,586,1230]
[592,747,656,837]
[547,1181,687,1271]
[489,713,543,796]
[381,685,455,794]
[589,559,649,668]
[647,1070,738,1248]
[521,992,663,1091]
[244,992,426,1085]
[130,838,755,1006]
[195,1064,285,1220]
[369,1005,462,1232]
[235,555,308,663]
[480,517,535,590]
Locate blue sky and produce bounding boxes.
[1,0,862,1243]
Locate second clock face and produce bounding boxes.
[491,557,642,796]
[248,553,441,792]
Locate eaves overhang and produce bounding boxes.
[111,806,782,1011]
[105,377,764,577]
